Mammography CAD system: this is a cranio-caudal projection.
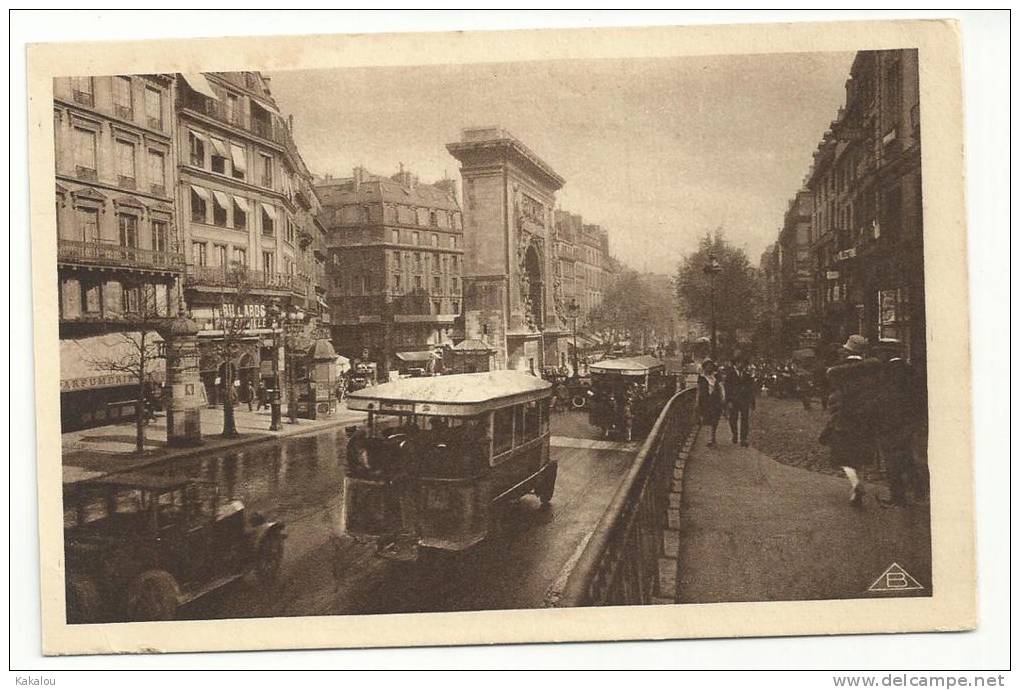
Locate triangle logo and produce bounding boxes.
[867,562,924,593]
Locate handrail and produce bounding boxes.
[556,386,697,607]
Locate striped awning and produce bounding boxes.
[60,333,164,392]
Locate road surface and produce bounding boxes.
[147,409,639,619]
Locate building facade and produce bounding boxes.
[776,190,817,352]
[806,49,924,365]
[315,167,464,377]
[446,127,569,373]
[552,210,612,333]
[54,73,183,430]
[175,71,326,406]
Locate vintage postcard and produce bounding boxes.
[27,18,974,655]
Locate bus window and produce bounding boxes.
[493,407,513,456]
[523,401,540,442]
[539,399,549,435]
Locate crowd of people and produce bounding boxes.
[696,335,927,509]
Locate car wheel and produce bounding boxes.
[256,531,285,585]
[66,574,102,624]
[126,570,179,621]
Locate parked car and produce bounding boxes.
[63,472,285,623]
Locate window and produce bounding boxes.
[392,274,401,291]
[522,401,540,442]
[144,87,163,129]
[433,300,442,314]
[414,275,422,289]
[233,247,246,268]
[72,208,98,245]
[493,407,514,456]
[391,229,399,244]
[452,300,460,314]
[360,275,368,294]
[226,92,240,125]
[429,211,437,227]
[452,277,459,292]
[192,242,207,267]
[211,138,228,174]
[431,233,439,247]
[450,236,456,249]
[151,220,168,255]
[190,187,208,223]
[433,276,441,291]
[147,150,165,193]
[113,77,133,119]
[122,284,140,314]
[262,251,274,274]
[230,143,246,180]
[73,127,97,177]
[81,279,102,314]
[261,205,275,236]
[188,131,205,167]
[233,198,247,229]
[212,193,228,227]
[283,257,292,275]
[286,219,295,244]
[393,252,402,270]
[412,231,420,245]
[259,154,273,188]
[71,76,93,106]
[118,213,138,248]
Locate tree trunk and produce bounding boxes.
[222,361,238,437]
[135,332,147,453]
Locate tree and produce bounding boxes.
[674,230,759,352]
[86,285,172,454]
[588,269,677,350]
[211,265,256,438]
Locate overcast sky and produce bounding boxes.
[267,51,853,274]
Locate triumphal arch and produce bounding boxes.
[446,128,568,372]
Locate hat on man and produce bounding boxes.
[842,334,869,355]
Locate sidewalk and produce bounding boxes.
[677,432,932,603]
[62,404,367,485]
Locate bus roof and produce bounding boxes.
[347,371,552,416]
[590,355,666,376]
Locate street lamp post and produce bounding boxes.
[267,301,283,431]
[703,255,722,359]
[567,298,580,377]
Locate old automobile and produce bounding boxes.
[588,355,677,440]
[63,472,285,623]
[343,371,555,561]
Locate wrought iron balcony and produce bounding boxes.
[179,90,292,148]
[58,239,185,271]
[184,264,309,296]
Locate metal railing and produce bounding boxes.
[555,387,698,607]
[184,264,309,295]
[58,239,184,270]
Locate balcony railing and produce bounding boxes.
[184,264,308,296]
[179,91,292,148]
[553,387,698,607]
[58,239,184,270]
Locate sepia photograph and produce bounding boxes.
[21,15,981,659]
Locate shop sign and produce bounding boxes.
[879,289,899,325]
[195,303,271,330]
[61,373,136,391]
[826,270,840,280]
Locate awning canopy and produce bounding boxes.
[179,73,219,100]
[60,333,165,393]
[261,203,277,220]
[308,338,337,361]
[211,190,231,208]
[210,137,230,158]
[232,194,249,209]
[395,350,437,363]
[230,143,247,173]
[190,184,211,202]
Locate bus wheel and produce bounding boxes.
[535,464,558,505]
[571,396,587,409]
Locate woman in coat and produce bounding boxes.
[697,359,725,447]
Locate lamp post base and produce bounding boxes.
[270,402,283,431]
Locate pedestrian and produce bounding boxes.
[820,334,883,506]
[725,353,756,447]
[256,381,267,411]
[244,380,255,412]
[872,340,922,507]
[697,359,725,447]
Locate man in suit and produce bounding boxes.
[725,353,757,447]
[872,339,923,507]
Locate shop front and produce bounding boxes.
[59,333,165,431]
